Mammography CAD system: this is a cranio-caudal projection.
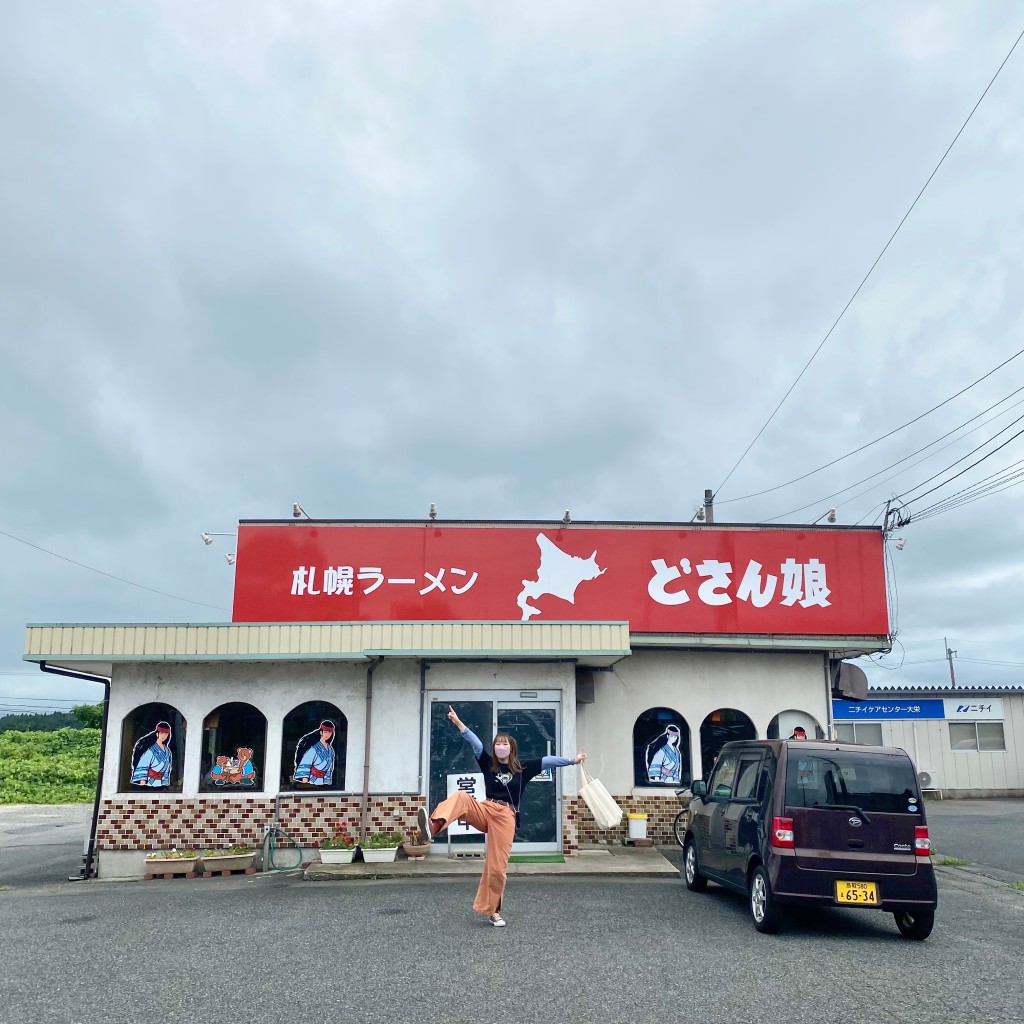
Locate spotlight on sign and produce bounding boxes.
[893,537,907,551]
[225,553,236,565]
[562,510,571,525]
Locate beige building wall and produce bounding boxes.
[576,648,830,794]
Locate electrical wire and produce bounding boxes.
[717,354,1024,506]
[0,526,229,612]
[763,394,1024,522]
[910,464,1024,521]
[714,24,1024,499]
[896,424,1024,517]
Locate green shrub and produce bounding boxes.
[361,830,403,849]
[0,728,101,803]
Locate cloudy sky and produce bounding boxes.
[2,1,1024,716]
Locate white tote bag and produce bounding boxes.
[578,763,623,830]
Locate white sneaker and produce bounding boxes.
[417,806,432,842]
[488,913,506,927]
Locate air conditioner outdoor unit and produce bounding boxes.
[917,769,940,791]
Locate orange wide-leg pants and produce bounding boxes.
[429,791,516,915]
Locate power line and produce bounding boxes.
[910,462,1024,521]
[763,393,1024,522]
[717,353,1024,506]
[0,526,229,612]
[896,424,1024,515]
[715,25,1024,499]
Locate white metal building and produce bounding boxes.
[834,684,1024,798]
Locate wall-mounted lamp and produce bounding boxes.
[811,508,837,525]
[200,532,236,546]
[429,503,437,520]
[692,507,705,522]
[292,502,310,519]
[562,510,571,525]
[893,537,907,551]
[225,553,236,565]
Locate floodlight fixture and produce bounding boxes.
[225,553,236,565]
[293,502,310,519]
[429,503,437,520]
[562,510,571,525]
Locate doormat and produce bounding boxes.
[509,854,565,864]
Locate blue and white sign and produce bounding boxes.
[943,698,1003,720]
[832,698,1003,721]
[832,699,945,720]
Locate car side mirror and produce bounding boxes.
[690,779,707,798]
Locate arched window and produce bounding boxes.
[119,703,186,793]
[700,708,756,780]
[281,701,348,791]
[633,708,691,788]
[199,702,267,793]
[767,711,824,740]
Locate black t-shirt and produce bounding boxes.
[476,750,545,809]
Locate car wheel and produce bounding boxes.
[894,908,934,940]
[683,839,707,892]
[673,810,689,849]
[749,865,782,934]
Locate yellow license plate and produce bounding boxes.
[835,880,879,904]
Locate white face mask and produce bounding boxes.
[494,743,511,760]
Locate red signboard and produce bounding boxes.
[231,522,888,635]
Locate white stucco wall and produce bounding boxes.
[576,648,830,794]
[104,657,582,800]
[106,661,369,798]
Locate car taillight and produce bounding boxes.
[771,816,795,849]
[914,825,931,857]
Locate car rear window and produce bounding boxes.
[785,751,920,813]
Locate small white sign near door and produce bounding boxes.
[446,772,485,834]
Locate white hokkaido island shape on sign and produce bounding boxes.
[516,533,606,621]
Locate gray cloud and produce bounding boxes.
[2,1,1024,709]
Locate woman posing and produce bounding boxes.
[418,706,585,927]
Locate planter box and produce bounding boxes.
[145,857,198,878]
[360,847,399,863]
[199,852,256,874]
[319,848,356,865]
[402,842,431,861]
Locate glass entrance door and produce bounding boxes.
[497,704,559,849]
[427,693,561,854]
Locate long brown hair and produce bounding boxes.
[491,733,523,774]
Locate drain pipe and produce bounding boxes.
[39,661,111,880]
[416,660,429,797]
[358,657,383,841]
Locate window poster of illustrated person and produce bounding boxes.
[208,746,258,787]
[647,723,684,784]
[292,720,336,787]
[131,721,174,787]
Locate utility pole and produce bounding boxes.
[703,489,714,524]
[944,637,957,686]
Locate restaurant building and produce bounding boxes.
[23,519,890,878]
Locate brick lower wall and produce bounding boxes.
[576,794,689,846]
[97,794,588,855]
[96,795,430,852]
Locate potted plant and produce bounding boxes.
[318,824,358,864]
[145,848,199,876]
[360,829,403,863]
[199,845,256,874]
[402,822,432,860]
